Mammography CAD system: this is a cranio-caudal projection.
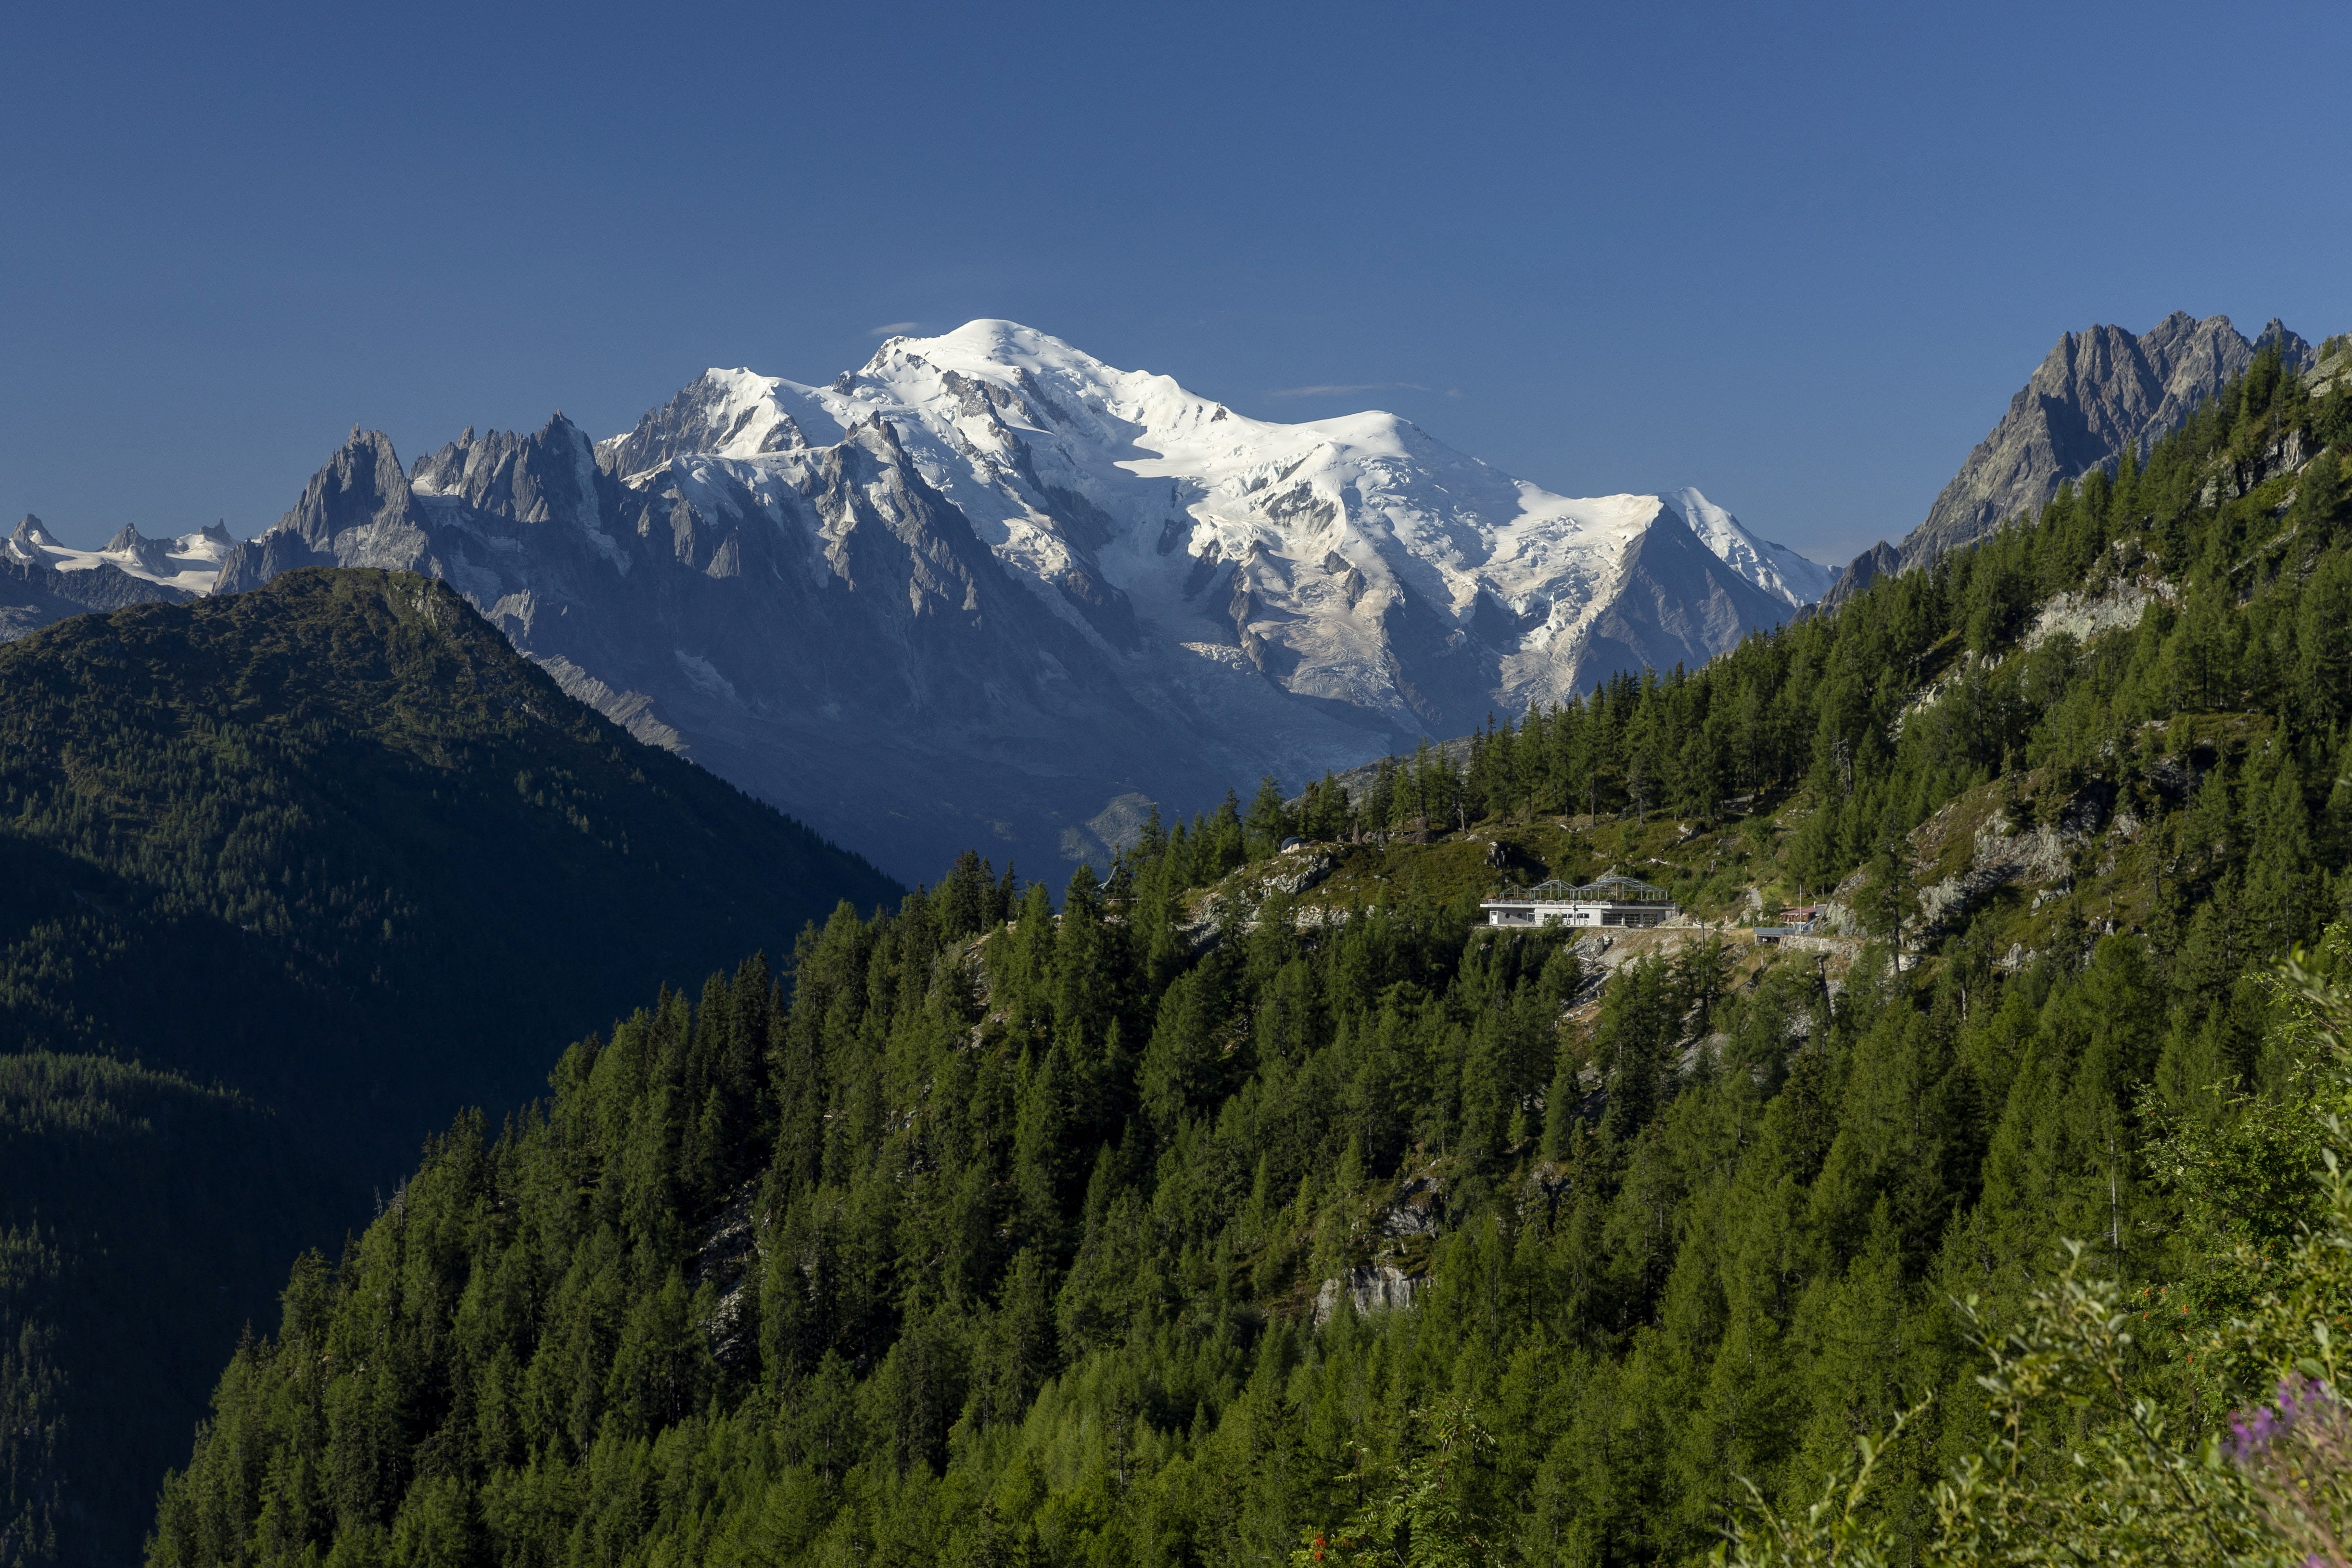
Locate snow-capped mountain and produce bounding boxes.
[132,323,1822,879]
[1,515,223,638]
[596,322,1822,729]
[4,514,232,591]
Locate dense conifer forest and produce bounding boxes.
[131,344,2352,1565]
[0,570,894,1567]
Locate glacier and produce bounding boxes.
[32,322,1829,881]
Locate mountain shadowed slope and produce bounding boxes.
[1558,504,1794,689]
[0,568,895,1565]
[199,322,1828,880]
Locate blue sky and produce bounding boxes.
[4,0,2346,566]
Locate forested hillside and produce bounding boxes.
[0,570,895,1566]
[150,342,2352,1566]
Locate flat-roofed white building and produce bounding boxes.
[1480,872,1677,930]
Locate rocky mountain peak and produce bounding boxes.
[212,429,429,596]
[1814,540,1903,613]
[100,524,179,575]
[292,429,417,547]
[1909,311,2296,566]
[411,415,610,530]
[1829,311,2313,593]
[2257,318,2311,359]
[598,370,807,477]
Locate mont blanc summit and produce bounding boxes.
[140,323,1820,878]
[622,323,1828,718]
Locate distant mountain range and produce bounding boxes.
[3,324,1827,881]
[0,516,224,637]
[7,315,2301,882]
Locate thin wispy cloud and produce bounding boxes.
[1265,381,1429,399]
[870,321,922,337]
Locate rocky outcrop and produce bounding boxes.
[1910,798,2101,937]
[2022,575,2170,651]
[1847,777,2120,943]
[2308,344,2352,400]
[692,1180,763,1373]
[1313,1171,1446,1326]
[1313,1264,1426,1326]
[2197,424,2315,506]
[1260,850,1334,897]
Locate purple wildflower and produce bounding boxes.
[2231,1377,2352,1567]
[2232,1378,2334,1461]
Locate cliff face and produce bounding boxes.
[1824,313,2312,599]
[1907,312,2309,566]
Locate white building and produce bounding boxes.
[1480,872,1677,930]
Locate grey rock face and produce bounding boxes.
[1815,539,1903,614]
[1313,1263,1426,1326]
[1907,312,2309,567]
[1827,313,2312,594]
[9,514,61,555]
[214,430,437,593]
[2309,343,2352,400]
[411,418,616,527]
